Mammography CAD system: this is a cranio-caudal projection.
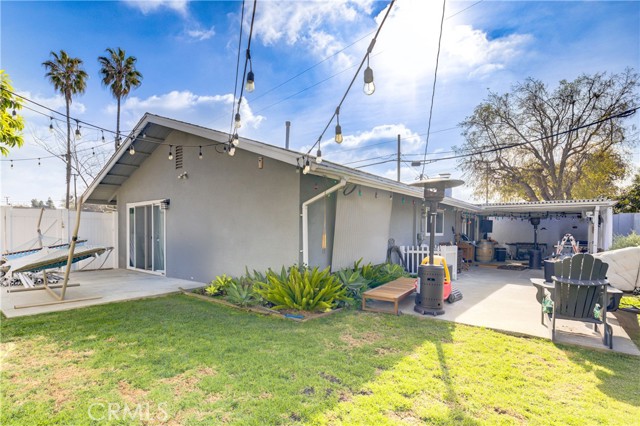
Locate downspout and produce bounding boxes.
[301,179,347,266]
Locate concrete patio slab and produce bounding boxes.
[387,266,640,356]
[1,269,205,318]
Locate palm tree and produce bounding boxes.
[43,50,88,209]
[98,48,143,151]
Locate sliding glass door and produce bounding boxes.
[127,201,165,274]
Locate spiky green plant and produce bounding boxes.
[225,280,258,307]
[205,274,234,296]
[254,266,350,312]
[335,269,371,304]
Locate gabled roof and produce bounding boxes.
[82,113,423,204]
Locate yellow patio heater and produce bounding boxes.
[410,175,464,316]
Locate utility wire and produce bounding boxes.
[420,0,447,179]
[356,107,638,169]
[446,0,484,20]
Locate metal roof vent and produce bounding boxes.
[175,146,183,169]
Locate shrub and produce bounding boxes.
[205,274,233,296]
[334,269,370,304]
[254,265,351,312]
[352,258,408,288]
[611,231,640,250]
[225,280,259,307]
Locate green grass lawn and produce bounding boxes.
[1,295,639,425]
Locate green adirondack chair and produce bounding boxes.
[531,253,614,349]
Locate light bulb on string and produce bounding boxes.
[363,55,375,95]
[10,160,13,169]
[168,145,174,160]
[129,144,135,155]
[334,107,343,144]
[11,103,16,116]
[303,158,311,174]
[234,112,242,129]
[228,145,236,156]
[198,146,203,160]
[75,121,81,140]
[38,158,41,166]
[245,71,255,93]
[49,117,54,133]
[232,133,239,147]
[101,131,105,143]
[245,49,255,92]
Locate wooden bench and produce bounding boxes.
[362,277,416,315]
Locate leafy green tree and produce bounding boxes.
[45,197,56,209]
[98,48,143,150]
[457,70,639,201]
[616,172,640,213]
[31,199,44,208]
[0,70,25,155]
[42,50,88,209]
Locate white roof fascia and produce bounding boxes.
[82,114,152,201]
[309,162,423,199]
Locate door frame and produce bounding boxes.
[126,199,167,276]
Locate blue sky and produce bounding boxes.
[1,0,639,205]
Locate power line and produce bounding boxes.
[420,0,447,179]
[446,0,484,20]
[356,107,639,169]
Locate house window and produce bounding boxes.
[425,210,445,236]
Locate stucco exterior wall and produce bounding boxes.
[389,195,419,246]
[301,175,338,270]
[116,131,300,282]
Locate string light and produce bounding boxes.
[303,158,311,174]
[75,120,81,140]
[363,55,375,95]
[198,146,203,159]
[232,133,240,147]
[101,130,105,143]
[168,145,173,160]
[234,112,242,129]
[49,117,54,133]
[38,158,41,166]
[11,103,16,116]
[129,144,135,155]
[228,144,236,156]
[10,160,13,169]
[245,49,255,92]
[316,147,323,164]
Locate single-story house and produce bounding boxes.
[83,113,615,282]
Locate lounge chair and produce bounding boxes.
[531,253,618,349]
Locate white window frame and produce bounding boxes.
[425,210,445,236]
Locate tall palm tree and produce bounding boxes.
[98,48,143,151]
[43,50,88,209]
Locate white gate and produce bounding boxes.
[1,207,117,270]
[401,245,458,280]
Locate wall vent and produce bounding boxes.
[175,146,183,169]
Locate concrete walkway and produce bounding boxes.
[1,269,204,318]
[391,265,640,356]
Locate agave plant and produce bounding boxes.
[335,269,371,303]
[225,280,258,307]
[254,265,351,312]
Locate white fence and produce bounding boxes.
[400,245,458,280]
[1,207,117,270]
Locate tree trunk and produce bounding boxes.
[115,97,121,151]
[65,96,71,210]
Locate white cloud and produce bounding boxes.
[123,0,188,16]
[186,26,215,41]
[113,90,265,130]
[17,91,86,118]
